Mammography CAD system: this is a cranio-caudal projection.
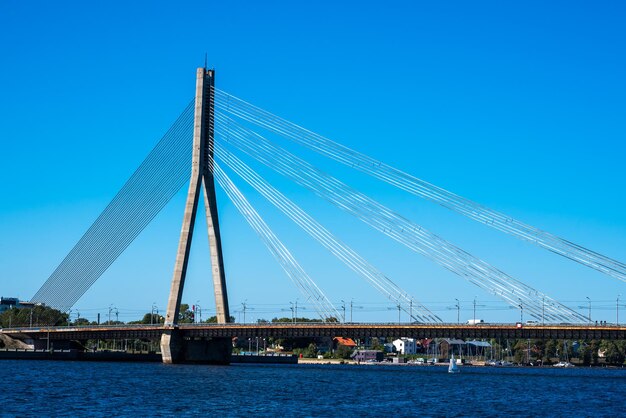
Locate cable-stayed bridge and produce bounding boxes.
[7,68,625,363]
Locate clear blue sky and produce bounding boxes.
[1,1,625,323]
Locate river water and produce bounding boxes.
[1,360,624,416]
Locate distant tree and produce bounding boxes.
[600,341,625,365]
[73,318,91,326]
[178,304,194,323]
[543,339,556,361]
[370,338,384,351]
[0,305,68,328]
[128,313,164,325]
[577,343,592,365]
[334,344,354,359]
[271,316,325,323]
[204,315,235,323]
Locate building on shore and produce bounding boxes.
[351,350,384,362]
[392,338,418,355]
[0,297,35,314]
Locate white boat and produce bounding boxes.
[448,354,460,373]
[553,361,575,368]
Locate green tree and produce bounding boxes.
[0,305,68,328]
[543,339,556,362]
[577,342,592,365]
[334,344,354,359]
[73,318,91,326]
[204,315,235,323]
[178,304,194,323]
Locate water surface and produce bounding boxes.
[1,361,624,416]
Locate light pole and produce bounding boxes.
[542,296,545,326]
[290,301,295,323]
[455,298,460,324]
[618,294,621,325]
[196,302,202,323]
[340,300,346,323]
[518,299,523,323]
[350,299,353,323]
[473,296,477,322]
[151,303,157,325]
[108,305,113,324]
[586,296,591,323]
[397,303,401,324]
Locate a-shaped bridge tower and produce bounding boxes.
[160,68,231,364]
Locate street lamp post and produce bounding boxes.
[340,300,346,323]
[151,303,157,325]
[350,299,353,323]
[455,298,460,324]
[473,296,477,323]
[618,294,621,325]
[518,299,523,323]
[586,296,591,323]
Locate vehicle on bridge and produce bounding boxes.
[467,319,485,325]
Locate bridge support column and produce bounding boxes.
[161,67,231,363]
[160,330,231,364]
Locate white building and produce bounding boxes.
[392,338,417,355]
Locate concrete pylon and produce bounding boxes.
[161,68,231,364]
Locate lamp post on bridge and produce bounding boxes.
[350,299,353,323]
[340,300,346,323]
[618,294,621,325]
[455,298,460,324]
[473,296,477,323]
[151,303,157,325]
[586,296,591,324]
[196,301,202,323]
[518,299,523,323]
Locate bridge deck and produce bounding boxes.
[2,323,625,341]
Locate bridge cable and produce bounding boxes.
[211,163,340,321]
[214,112,587,323]
[215,143,440,323]
[31,101,196,309]
[214,89,626,284]
[33,108,195,308]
